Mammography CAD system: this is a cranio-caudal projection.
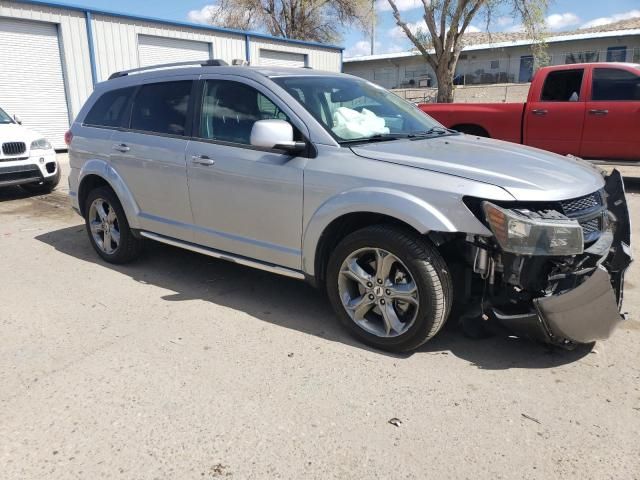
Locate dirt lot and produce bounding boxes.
[1,155,639,479]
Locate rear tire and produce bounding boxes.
[326,225,452,352]
[84,186,142,264]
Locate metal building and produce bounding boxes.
[0,0,344,148]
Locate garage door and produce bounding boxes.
[259,50,306,68]
[138,35,210,68]
[0,18,70,149]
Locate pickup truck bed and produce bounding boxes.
[420,62,640,162]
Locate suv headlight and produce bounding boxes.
[483,202,583,256]
[30,138,52,150]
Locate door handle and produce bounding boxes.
[531,109,548,116]
[191,155,215,166]
[588,109,609,116]
[112,143,130,153]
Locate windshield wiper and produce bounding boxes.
[339,128,458,145]
[410,127,458,136]
[339,133,415,144]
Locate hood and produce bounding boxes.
[351,134,605,201]
[0,122,42,144]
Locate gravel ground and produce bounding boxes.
[1,154,639,479]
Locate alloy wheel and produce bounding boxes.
[337,247,420,338]
[88,198,120,255]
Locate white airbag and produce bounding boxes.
[332,107,390,139]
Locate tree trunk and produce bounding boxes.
[435,64,454,103]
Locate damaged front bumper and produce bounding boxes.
[493,170,632,346]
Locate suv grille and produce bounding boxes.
[2,142,27,156]
[560,190,605,243]
[560,192,602,214]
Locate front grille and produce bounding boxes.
[0,164,41,184]
[559,190,606,243]
[2,142,27,156]
[580,217,601,236]
[560,191,602,214]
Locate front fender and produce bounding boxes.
[78,159,141,229]
[301,187,491,276]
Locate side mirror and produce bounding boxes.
[250,119,306,153]
[13,114,22,125]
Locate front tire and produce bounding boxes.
[84,186,142,264]
[326,225,452,352]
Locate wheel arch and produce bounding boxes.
[302,188,459,283]
[77,159,140,228]
[450,124,490,137]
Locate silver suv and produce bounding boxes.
[68,60,632,352]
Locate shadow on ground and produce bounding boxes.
[36,225,593,369]
[0,185,40,202]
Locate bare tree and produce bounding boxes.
[388,0,549,103]
[205,0,373,44]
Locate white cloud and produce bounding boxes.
[388,19,426,41]
[506,12,579,34]
[187,5,218,24]
[376,0,423,12]
[506,23,524,33]
[496,16,514,28]
[344,39,406,58]
[345,40,375,58]
[545,12,580,30]
[580,9,640,29]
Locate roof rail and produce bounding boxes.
[108,59,228,80]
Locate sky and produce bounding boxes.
[56,0,640,57]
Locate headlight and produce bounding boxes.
[30,138,52,150]
[483,202,583,256]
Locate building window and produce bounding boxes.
[405,65,428,79]
[565,51,599,64]
[490,60,499,69]
[373,68,395,87]
[606,46,627,62]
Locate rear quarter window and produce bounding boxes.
[84,87,135,128]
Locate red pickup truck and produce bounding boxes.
[419,63,640,161]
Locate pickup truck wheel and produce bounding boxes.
[84,187,142,264]
[326,225,452,352]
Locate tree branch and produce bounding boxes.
[388,0,437,70]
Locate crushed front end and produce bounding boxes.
[457,170,632,347]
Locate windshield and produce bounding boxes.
[0,107,13,124]
[272,76,444,143]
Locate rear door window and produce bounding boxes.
[592,68,640,101]
[130,81,192,136]
[541,69,584,102]
[84,87,135,128]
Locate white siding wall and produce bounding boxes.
[250,37,341,71]
[1,0,342,137]
[91,14,247,81]
[1,1,93,118]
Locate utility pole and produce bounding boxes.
[371,0,375,55]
